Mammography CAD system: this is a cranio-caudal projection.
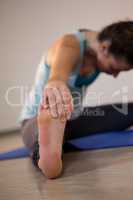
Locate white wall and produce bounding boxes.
[0,0,133,131]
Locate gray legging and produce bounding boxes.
[21,102,133,166]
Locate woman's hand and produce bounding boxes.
[41,79,74,122]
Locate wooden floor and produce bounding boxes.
[1,131,133,200]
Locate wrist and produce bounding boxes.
[48,74,68,83]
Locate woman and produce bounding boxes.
[20,20,133,179]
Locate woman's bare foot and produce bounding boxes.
[37,108,66,179]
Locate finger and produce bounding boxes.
[58,87,73,118]
[47,88,58,118]
[61,86,74,110]
[62,89,74,112]
[58,87,71,120]
[52,87,66,120]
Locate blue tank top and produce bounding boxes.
[67,31,100,88]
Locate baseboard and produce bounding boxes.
[0,126,20,135]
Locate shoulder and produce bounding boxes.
[48,33,81,52]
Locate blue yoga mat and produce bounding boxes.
[68,130,133,150]
[0,147,30,160]
[0,130,133,160]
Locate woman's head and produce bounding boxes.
[96,20,133,77]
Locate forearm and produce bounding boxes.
[48,34,81,82]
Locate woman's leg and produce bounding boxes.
[21,102,133,177]
[21,113,66,176]
[21,117,39,164]
[21,117,38,153]
[64,102,133,141]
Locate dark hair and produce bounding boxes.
[98,20,133,66]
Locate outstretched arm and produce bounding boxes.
[40,34,82,121]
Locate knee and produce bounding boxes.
[21,118,37,151]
